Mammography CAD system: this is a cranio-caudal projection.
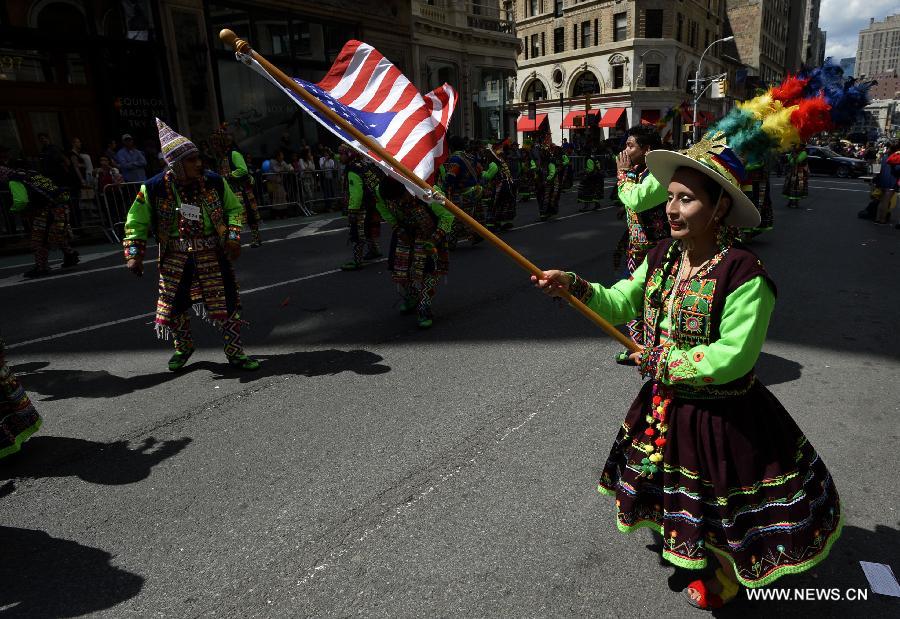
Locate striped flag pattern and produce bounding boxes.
[239,40,456,194]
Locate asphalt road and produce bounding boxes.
[1,176,898,618]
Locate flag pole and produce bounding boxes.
[219,29,640,354]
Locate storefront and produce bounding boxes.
[0,1,173,162]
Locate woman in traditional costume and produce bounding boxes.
[532,137,841,609]
[1,334,41,459]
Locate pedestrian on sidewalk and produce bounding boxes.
[116,134,148,183]
[532,138,841,610]
[123,118,259,372]
[376,176,454,329]
[0,333,42,460]
[1,164,80,278]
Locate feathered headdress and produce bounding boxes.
[706,60,874,165]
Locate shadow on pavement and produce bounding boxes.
[12,349,390,398]
[0,525,143,617]
[755,351,803,387]
[0,435,191,487]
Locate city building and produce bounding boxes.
[410,0,518,141]
[801,0,826,67]
[723,0,792,85]
[840,56,857,78]
[0,1,177,162]
[856,14,900,78]
[513,0,729,147]
[867,69,900,101]
[784,0,807,74]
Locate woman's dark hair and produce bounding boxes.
[626,125,661,149]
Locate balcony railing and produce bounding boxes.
[415,1,515,33]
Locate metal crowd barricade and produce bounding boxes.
[100,181,145,243]
[257,171,310,217]
[298,168,344,214]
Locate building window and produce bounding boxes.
[705,29,710,50]
[530,0,539,17]
[645,63,660,87]
[614,12,627,42]
[676,14,684,42]
[573,24,578,50]
[523,36,528,60]
[531,33,540,57]
[554,0,563,18]
[645,9,663,38]
[676,65,682,90]
[594,18,599,45]
[582,21,591,48]
[554,27,564,53]
[572,71,600,96]
[524,79,546,101]
[613,64,624,88]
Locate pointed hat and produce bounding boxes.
[156,118,198,166]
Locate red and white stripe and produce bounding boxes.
[316,40,456,184]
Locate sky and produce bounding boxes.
[820,0,900,60]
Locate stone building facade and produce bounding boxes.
[856,14,900,78]
[513,0,728,146]
[723,0,793,85]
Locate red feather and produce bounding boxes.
[772,75,811,106]
[790,96,833,142]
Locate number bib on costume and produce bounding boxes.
[179,203,202,221]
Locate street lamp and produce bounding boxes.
[693,35,734,143]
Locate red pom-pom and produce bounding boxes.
[654,437,667,447]
[644,427,655,436]
[791,95,833,142]
[652,395,662,406]
[772,74,810,106]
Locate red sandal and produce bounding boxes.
[683,569,739,610]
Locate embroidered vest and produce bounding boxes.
[642,239,777,397]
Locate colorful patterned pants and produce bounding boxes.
[0,338,42,459]
[349,210,380,263]
[399,275,438,320]
[170,310,246,358]
[30,206,74,270]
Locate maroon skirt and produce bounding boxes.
[598,379,841,588]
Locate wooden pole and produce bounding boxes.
[219,29,640,354]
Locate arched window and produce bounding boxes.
[31,0,88,35]
[571,72,599,96]
[523,79,546,101]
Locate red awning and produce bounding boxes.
[598,107,627,128]
[680,108,716,127]
[640,109,661,125]
[517,113,548,132]
[561,109,599,129]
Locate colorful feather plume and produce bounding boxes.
[706,60,874,165]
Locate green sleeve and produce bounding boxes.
[546,162,557,181]
[373,187,398,226]
[562,154,570,165]
[222,181,244,227]
[661,277,775,386]
[529,160,537,170]
[230,151,249,178]
[124,184,151,242]
[585,159,595,173]
[618,172,668,213]
[347,171,363,211]
[429,200,455,233]
[796,151,808,163]
[575,259,647,324]
[8,180,28,212]
[482,161,499,181]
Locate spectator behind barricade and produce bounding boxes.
[104,139,119,165]
[93,155,124,194]
[290,152,302,173]
[267,150,292,218]
[116,134,147,182]
[319,146,337,208]
[297,147,316,202]
[67,136,93,228]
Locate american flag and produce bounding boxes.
[239,40,456,196]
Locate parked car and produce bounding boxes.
[805,145,869,178]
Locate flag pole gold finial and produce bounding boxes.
[219,29,250,54]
